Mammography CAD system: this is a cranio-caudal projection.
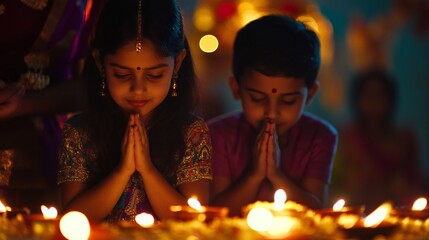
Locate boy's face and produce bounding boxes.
[229,69,318,139]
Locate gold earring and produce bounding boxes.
[171,73,178,97]
[100,69,106,97]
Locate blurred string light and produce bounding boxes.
[193,7,215,32]
[191,0,333,65]
[296,15,319,32]
[199,34,219,53]
[237,1,264,27]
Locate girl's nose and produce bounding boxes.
[130,78,147,93]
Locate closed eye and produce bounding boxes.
[147,74,163,79]
[250,96,266,103]
[281,98,297,105]
[114,73,132,79]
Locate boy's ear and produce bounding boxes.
[173,49,187,74]
[305,80,320,106]
[92,49,103,72]
[228,76,241,100]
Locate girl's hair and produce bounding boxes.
[349,68,398,127]
[82,0,197,184]
[232,14,320,88]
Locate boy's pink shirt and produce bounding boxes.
[208,111,338,190]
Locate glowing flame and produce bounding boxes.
[187,197,204,212]
[273,189,287,211]
[135,212,154,228]
[363,202,392,227]
[0,201,6,213]
[246,207,273,232]
[412,198,427,211]
[263,216,295,239]
[59,211,90,240]
[337,214,359,229]
[41,205,57,219]
[333,199,345,211]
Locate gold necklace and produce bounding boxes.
[20,0,49,11]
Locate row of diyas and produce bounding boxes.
[0,197,228,239]
[241,190,429,239]
[1,192,429,239]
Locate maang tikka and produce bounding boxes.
[136,0,142,53]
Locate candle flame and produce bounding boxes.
[333,199,345,211]
[412,198,427,211]
[0,201,6,213]
[246,207,273,232]
[273,189,287,211]
[135,212,155,227]
[59,211,90,240]
[363,202,392,227]
[41,205,58,219]
[187,197,204,212]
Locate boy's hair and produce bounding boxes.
[232,14,320,88]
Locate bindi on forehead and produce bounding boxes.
[271,88,277,94]
[137,67,141,70]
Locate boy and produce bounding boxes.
[208,15,338,216]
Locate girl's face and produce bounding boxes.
[230,69,318,140]
[100,41,184,122]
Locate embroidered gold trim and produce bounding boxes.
[33,0,68,51]
[21,0,49,11]
[20,53,50,90]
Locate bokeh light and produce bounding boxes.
[199,35,219,53]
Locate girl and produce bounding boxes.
[57,0,212,222]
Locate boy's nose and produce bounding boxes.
[265,103,278,120]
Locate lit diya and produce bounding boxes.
[243,189,308,218]
[315,199,365,218]
[245,190,311,239]
[25,205,59,237]
[391,197,429,220]
[338,202,399,239]
[59,211,91,240]
[0,200,30,219]
[170,197,229,222]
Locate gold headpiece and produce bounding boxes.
[136,0,142,53]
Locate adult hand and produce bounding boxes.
[133,113,154,174]
[0,80,25,120]
[118,114,137,177]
